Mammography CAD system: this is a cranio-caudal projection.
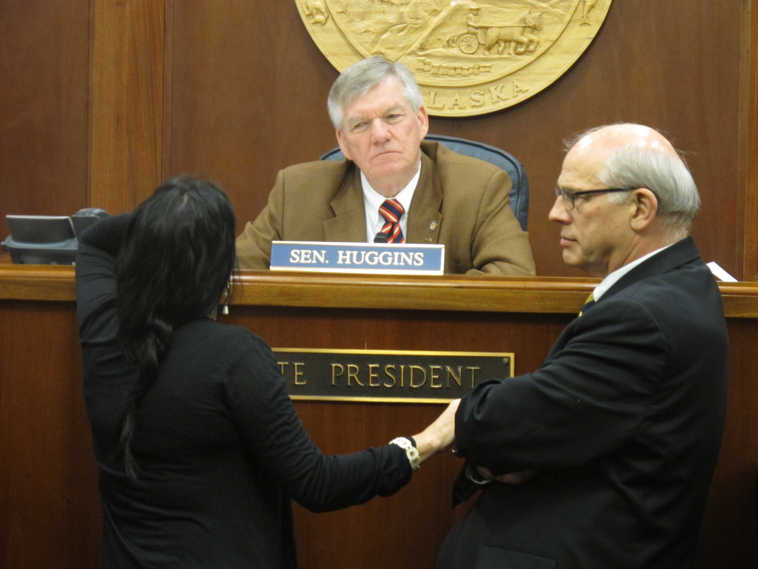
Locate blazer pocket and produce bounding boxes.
[476,546,556,569]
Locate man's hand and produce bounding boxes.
[475,466,536,485]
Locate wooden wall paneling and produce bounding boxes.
[0,302,99,569]
[291,403,464,569]
[1,269,758,568]
[89,0,165,214]
[229,305,573,569]
[228,306,568,371]
[165,1,338,235]
[0,1,753,276]
[695,318,758,566]
[0,1,90,239]
[163,0,746,277]
[430,1,745,277]
[224,303,758,569]
[744,0,758,281]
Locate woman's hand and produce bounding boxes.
[412,399,460,464]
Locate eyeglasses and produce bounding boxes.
[554,187,632,211]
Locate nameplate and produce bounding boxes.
[273,348,514,403]
[270,241,444,275]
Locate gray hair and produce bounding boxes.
[567,125,701,229]
[327,56,424,130]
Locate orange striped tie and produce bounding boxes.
[378,199,405,243]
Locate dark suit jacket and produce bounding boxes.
[236,141,536,275]
[438,237,728,569]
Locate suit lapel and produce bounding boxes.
[406,149,442,243]
[544,237,701,363]
[323,144,446,244]
[323,165,367,242]
[603,237,700,302]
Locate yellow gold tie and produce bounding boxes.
[579,292,595,317]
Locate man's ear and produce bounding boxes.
[629,188,659,231]
[417,105,429,139]
[335,130,352,161]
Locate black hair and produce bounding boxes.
[115,176,236,477]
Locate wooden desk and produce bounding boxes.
[1,266,757,568]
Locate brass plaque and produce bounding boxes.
[295,0,613,117]
[274,347,514,403]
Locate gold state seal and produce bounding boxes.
[296,0,613,117]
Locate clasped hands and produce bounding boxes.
[472,465,536,485]
[412,399,535,485]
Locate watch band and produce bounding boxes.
[389,436,421,471]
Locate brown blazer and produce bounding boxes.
[236,141,536,275]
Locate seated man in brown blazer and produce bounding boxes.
[235,56,536,275]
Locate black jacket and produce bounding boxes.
[75,214,411,569]
[438,237,728,569]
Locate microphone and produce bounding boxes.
[374,232,388,243]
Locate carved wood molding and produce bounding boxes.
[3,265,757,318]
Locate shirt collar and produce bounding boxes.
[361,161,421,241]
[593,243,674,301]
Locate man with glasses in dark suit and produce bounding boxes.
[438,123,728,569]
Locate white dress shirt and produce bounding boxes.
[592,243,675,301]
[361,162,421,242]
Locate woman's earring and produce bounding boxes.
[220,281,231,315]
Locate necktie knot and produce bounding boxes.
[378,199,405,243]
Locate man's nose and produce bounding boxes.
[548,195,570,223]
[369,119,391,142]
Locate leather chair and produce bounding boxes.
[320,133,529,230]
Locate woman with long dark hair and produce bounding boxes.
[75,177,457,568]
